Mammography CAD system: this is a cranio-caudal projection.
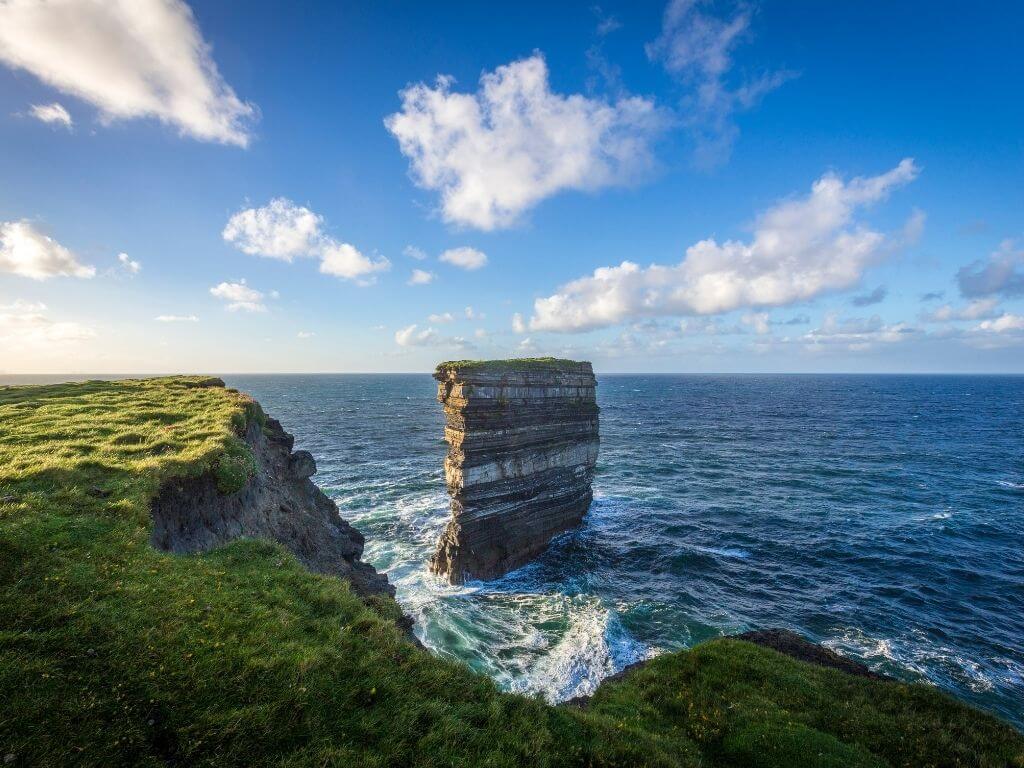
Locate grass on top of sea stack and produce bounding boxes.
[435,357,590,376]
[1,377,1021,768]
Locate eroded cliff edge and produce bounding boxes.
[430,358,600,584]
[150,389,393,599]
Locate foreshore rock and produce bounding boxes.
[150,407,393,599]
[430,358,600,584]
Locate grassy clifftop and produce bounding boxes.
[1,377,1021,767]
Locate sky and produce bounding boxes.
[0,0,1022,374]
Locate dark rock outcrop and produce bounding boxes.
[430,359,599,584]
[734,629,886,679]
[150,412,393,598]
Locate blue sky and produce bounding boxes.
[0,1,1021,373]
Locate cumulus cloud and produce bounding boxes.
[155,314,198,322]
[428,312,455,323]
[223,198,389,281]
[646,0,796,166]
[851,285,887,307]
[117,252,141,275]
[530,159,920,332]
[404,245,428,260]
[0,0,256,147]
[439,246,487,271]
[957,240,1024,299]
[512,312,526,334]
[223,198,322,260]
[0,220,95,280]
[0,299,95,346]
[408,268,435,285]
[464,306,483,320]
[209,279,268,312]
[385,54,666,230]
[319,242,388,282]
[29,102,72,128]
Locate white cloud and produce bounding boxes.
[530,159,920,332]
[0,299,95,346]
[209,279,268,312]
[0,220,95,280]
[29,102,72,128]
[394,323,476,350]
[957,240,1024,298]
[408,268,435,285]
[428,312,455,323]
[922,298,1000,323]
[474,327,488,339]
[223,197,389,281]
[977,313,1024,333]
[296,330,315,339]
[646,0,795,166]
[803,313,917,351]
[439,246,487,271]
[0,0,255,147]
[117,252,141,275]
[464,306,483,320]
[512,312,526,334]
[385,54,666,230]
[741,312,770,334]
[394,324,440,347]
[155,314,198,322]
[319,242,388,281]
[223,198,322,260]
[404,245,428,260]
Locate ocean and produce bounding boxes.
[7,373,1023,727]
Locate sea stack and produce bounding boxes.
[430,358,599,584]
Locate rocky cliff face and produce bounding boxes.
[150,408,393,599]
[430,359,599,584]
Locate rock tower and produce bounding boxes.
[430,358,599,583]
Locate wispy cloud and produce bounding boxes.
[0,220,95,280]
[0,0,256,146]
[439,247,487,271]
[117,252,141,275]
[209,279,269,313]
[0,299,95,346]
[155,314,198,323]
[28,102,72,128]
[646,0,796,167]
[408,268,435,285]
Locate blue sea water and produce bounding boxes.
[214,373,1024,728]
[7,373,1021,726]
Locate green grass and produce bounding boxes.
[1,377,1021,768]
[435,357,589,374]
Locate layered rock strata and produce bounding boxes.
[150,405,393,598]
[430,359,599,584]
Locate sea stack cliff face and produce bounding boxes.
[430,359,599,584]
